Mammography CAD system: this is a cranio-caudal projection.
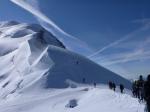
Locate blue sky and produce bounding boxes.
[0,0,150,79]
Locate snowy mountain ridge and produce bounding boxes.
[0,21,143,112]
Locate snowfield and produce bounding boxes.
[0,21,144,112]
[0,86,145,112]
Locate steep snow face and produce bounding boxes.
[0,21,64,98]
[0,21,131,100]
[46,46,131,88]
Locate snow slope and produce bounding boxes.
[0,86,145,112]
[0,21,140,112]
[45,45,131,88]
[0,21,131,90]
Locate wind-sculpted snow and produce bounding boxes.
[0,21,62,98]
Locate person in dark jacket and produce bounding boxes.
[132,81,136,97]
[137,75,145,101]
[120,84,124,93]
[108,81,113,89]
[132,81,138,97]
[112,83,116,91]
[144,75,150,112]
[135,81,140,98]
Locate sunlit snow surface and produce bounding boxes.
[0,86,145,112]
[0,22,144,112]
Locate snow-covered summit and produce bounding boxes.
[0,21,144,112]
[0,21,131,100]
[0,22,130,94]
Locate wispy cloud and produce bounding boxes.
[88,17,150,67]
[93,35,150,66]
[88,20,150,58]
[89,18,150,78]
[133,18,150,26]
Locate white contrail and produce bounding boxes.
[88,25,150,58]
[10,0,64,34]
[88,36,130,58]
[10,0,93,55]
